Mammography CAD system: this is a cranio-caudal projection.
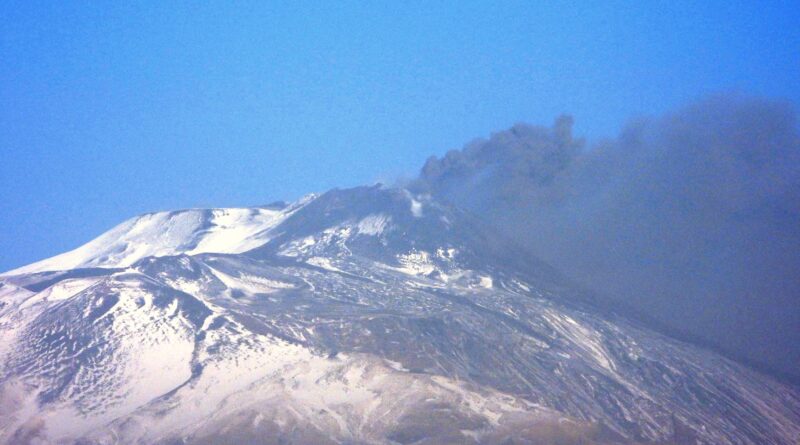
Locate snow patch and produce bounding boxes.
[357,214,391,236]
[410,199,423,218]
[209,268,294,295]
[19,278,101,310]
[543,309,616,374]
[307,257,344,273]
[395,250,435,276]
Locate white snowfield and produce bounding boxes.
[1,196,316,277]
[1,186,799,445]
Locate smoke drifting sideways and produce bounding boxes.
[412,95,800,381]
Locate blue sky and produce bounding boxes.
[1,1,799,272]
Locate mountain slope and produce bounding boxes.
[1,197,314,277]
[1,186,798,445]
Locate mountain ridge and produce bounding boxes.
[1,185,798,444]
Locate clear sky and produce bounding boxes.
[1,1,799,272]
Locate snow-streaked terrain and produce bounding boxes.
[1,186,798,444]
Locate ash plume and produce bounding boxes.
[413,94,800,379]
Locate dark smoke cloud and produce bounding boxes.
[413,94,800,380]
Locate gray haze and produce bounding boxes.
[413,94,800,380]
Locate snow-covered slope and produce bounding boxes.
[1,186,798,445]
[2,197,315,277]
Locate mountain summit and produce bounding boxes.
[1,186,798,444]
